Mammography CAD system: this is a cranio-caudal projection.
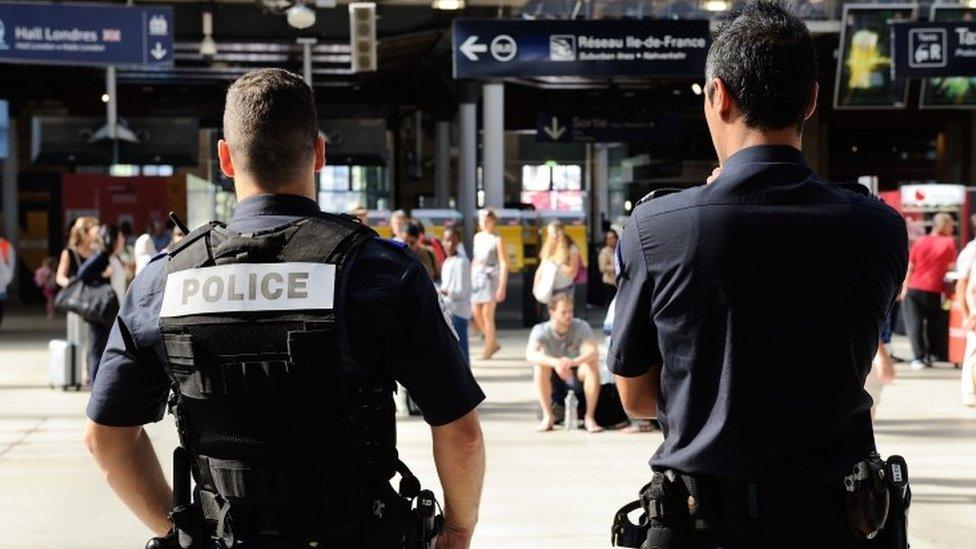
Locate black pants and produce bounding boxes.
[604,283,617,307]
[0,298,5,330]
[902,289,945,362]
[87,321,111,384]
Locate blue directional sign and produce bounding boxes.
[536,112,681,144]
[453,19,710,79]
[892,22,976,79]
[0,2,173,67]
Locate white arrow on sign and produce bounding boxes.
[543,116,566,140]
[460,35,488,62]
[150,42,167,60]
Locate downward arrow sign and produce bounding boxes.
[460,35,488,62]
[150,42,167,60]
[543,117,566,140]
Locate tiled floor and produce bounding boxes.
[0,308,973,548]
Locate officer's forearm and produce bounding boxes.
[615,367,660,419]
[84,420,173,536]
[431,410,485,534]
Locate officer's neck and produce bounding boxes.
[234,175,317,202]
[718,125,803,165]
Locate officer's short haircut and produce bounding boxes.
[223,68,318,187]
[705,1,816,131]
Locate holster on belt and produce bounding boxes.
[843,452,890,540]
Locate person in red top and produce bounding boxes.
[901,212,958,369]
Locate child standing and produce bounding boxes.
[34,257,57,319]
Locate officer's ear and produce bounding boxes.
[708,78,734,121]
[217,139,236,179]
[313,134,326,173]
[803,82,819,123]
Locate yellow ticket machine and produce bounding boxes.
[367,209,393,239]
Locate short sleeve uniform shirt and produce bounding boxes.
[87,194,484,428]
[609,145,908,483]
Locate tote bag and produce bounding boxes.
[533,260,559,304]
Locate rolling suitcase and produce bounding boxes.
[49,339,81,391]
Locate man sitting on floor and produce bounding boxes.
[525,293,603,433]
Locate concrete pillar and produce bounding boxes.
[435,121,451,208]
[482,82,504,209]
[2,119,18,303]
[459,102,477,251]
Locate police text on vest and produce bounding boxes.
[160,263,335,317]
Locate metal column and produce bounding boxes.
[435,121,451,208]
[297,38,316,86]
[458,102,477,251]
[106,66,119,163]
[481,82,504,209]
[593,143,610,232]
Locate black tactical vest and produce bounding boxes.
[158,213,403,545]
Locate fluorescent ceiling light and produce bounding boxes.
[432,0,465,10]
[704,1,729,11]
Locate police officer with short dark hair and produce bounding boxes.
[609,3,908,548]
[84,68,485,549]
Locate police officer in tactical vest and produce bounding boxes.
[84,68,486,549]
[608,3,911,548]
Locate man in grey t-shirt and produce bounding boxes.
[525,293,602,432]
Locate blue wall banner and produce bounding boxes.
[0,2,173,67]
[536,112,681,143]
[892,21,976,79]
[453,19,709,79]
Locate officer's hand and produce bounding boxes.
[435,522,473,549]
[706,166,722,185]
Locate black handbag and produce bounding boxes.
[55,277,120,325]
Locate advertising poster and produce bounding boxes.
[834,4,916,109]
[922,6,976,108]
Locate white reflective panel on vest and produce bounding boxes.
[159,262,335,318]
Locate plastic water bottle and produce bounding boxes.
[564,391,579,431]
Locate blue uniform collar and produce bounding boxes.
[231,194,321,221]
[721,145,809,173]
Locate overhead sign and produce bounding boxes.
[892,22,976,79]
[0,2,173,67]
[536,112,681,143]
[900,184,966,207]
[453,19,709,79]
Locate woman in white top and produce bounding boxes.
[471,209,508,359]
[537,220,581,298]
[439,227,472,363]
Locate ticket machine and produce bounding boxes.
[367,209,393,239]
[410,208,463,240]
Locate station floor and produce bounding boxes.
[0,307,974,548]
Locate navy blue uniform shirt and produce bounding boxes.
[87,194,485,427]
[609,145,908,483]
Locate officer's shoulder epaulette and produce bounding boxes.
[635,188,685,208]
